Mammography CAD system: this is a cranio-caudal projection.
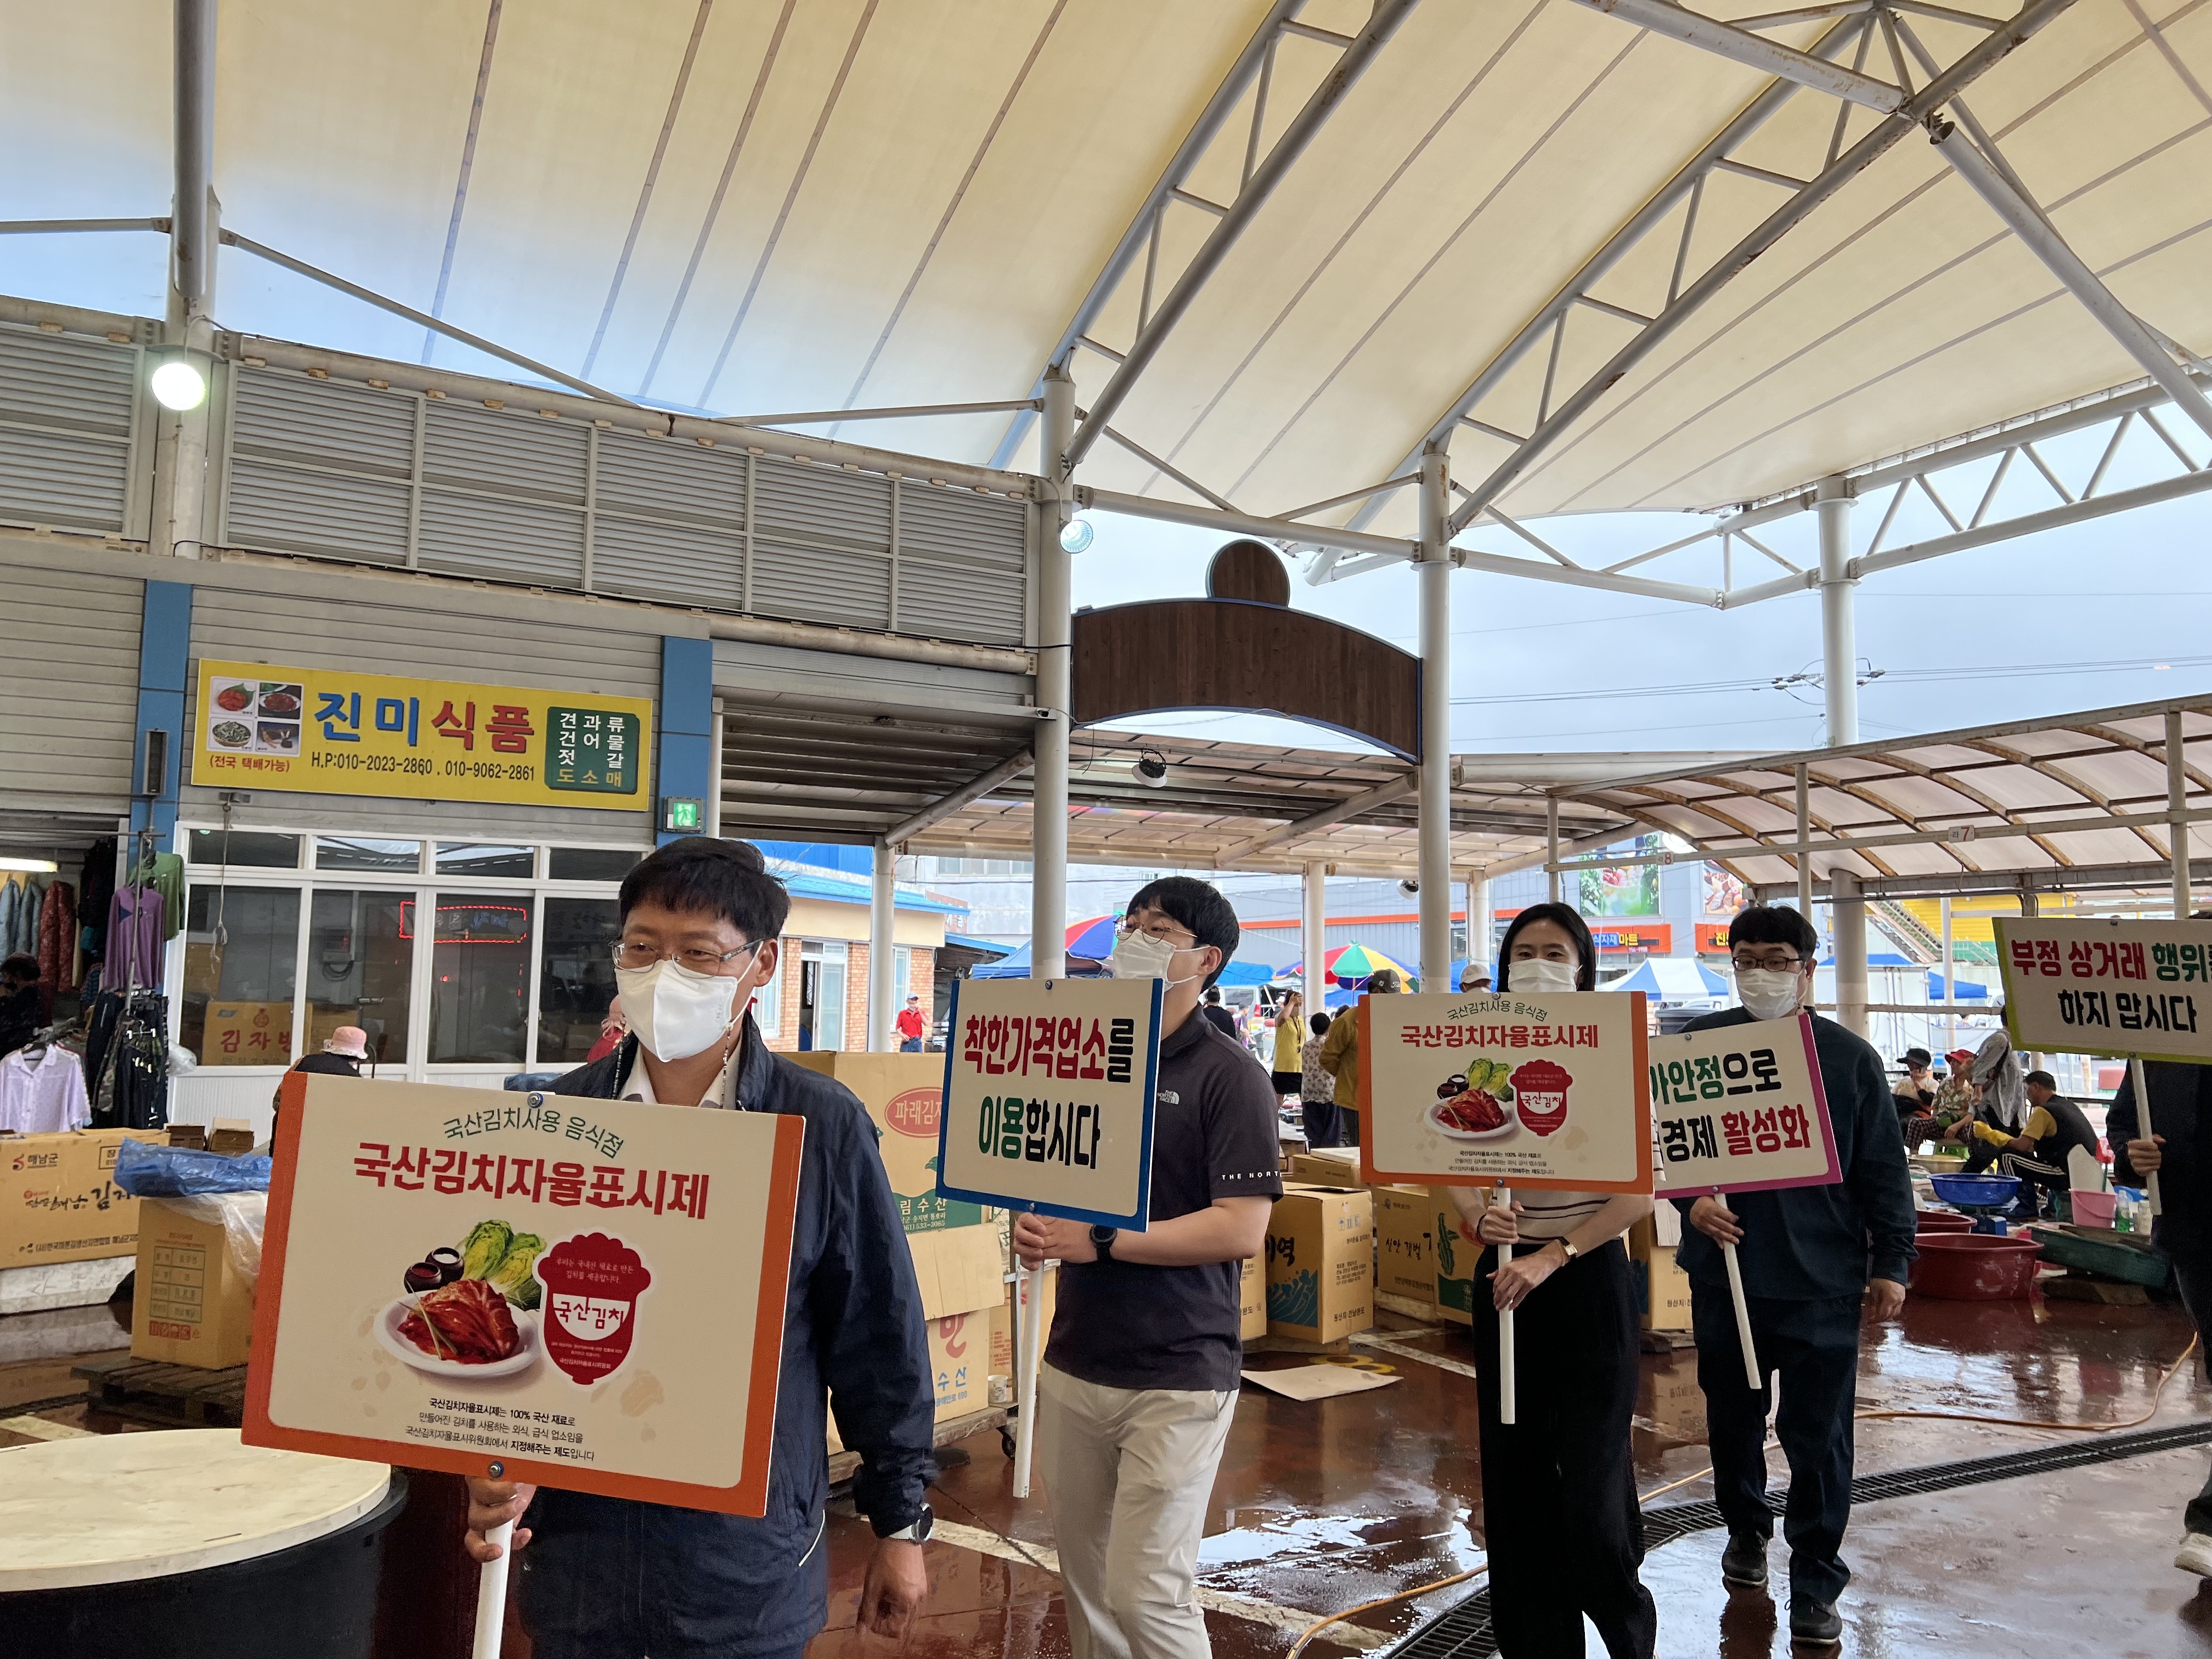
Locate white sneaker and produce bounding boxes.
[2175,1533,2212,1576]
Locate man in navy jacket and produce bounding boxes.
[464,838,936,1658]
[1677,905,1916,1650]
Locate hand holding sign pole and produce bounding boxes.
[1646,1013,1839,1395]
[1493,1184,1517,1426]
[936,975,1164,1504]
[2129,1057,2164,1219]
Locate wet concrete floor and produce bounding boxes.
[5,1291,2209,1656]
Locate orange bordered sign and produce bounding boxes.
[244,1074,802,1516]
[1358,990,1652,1193]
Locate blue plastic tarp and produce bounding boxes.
[112,1138,270,1196]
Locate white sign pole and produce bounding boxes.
[1720,1233,1760,1391]
[1494,1184,1516,1426]
[2130,1057,2164,1219]
[471,1521,513,1659]
[1011,1219,1047,1499]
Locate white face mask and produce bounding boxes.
[1108,930,1204,988]
[1735,967,1804,1022]
[616,955,749,1062]
[1507,957,1579,995]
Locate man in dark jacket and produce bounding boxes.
[2109,1060,2212,1575]
[1678,905,1916,1649]
[464,838,936,1658]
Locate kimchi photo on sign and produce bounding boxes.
[243,1074,803,1516]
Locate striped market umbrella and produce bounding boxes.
[1063,915,1122,962]
[1279,944,1417,986]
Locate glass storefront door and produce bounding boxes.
[306,889,413,1067]
[181,885,302,1067]
[424,893,532,1065]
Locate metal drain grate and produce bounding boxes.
[1386,1419,2212,1659]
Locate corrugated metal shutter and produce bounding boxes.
[182,584,660,840]
[896,487,1028,645]
[225,370,413,565]
[217,362,1028,643]
[0,549,142,813]
[0,323,142,535]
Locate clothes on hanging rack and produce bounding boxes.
[0,1041,91,1133]
[79,836,116,961]
[106,887,167,991]
[0,874,45,956]
[128,851,185,940]
[110,994,169,1131]
[35,879,77,1014]
[83,989,123,1102]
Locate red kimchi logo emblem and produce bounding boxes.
[1510,1060,1573,1137]
[537,1233,652,1385]
[884,1086,941,1138]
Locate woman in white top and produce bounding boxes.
[1449,901,1656,1658]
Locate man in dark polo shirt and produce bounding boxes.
[1013,876,1282,1659]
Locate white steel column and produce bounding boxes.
[868,840,897,1051]
[163,0,218,561]
[2170,709,2193,917]
[706,696,725,839]
[1940,896,1956,1053]
[1302,861,1327,1022]
[1545,799,1561,903]
[1470,871,1493,986]
[1031,365,1075,981]
[1817,477,1857,746]
[1832,867,1867,1037]
[1417,443,1453,992]
[1794,764,1813,917]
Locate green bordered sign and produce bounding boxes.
[1995,916,2212,1062]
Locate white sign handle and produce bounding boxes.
[1494,1184,1516,1427]
[1011,1228,1048,1499]
[471,1520,513,1659]
[2130,1057,2164,1219]
[1720,1234,1760,1391]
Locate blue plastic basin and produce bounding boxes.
[1929,1172,2019,1208]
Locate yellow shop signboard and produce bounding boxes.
[191,659,654,810]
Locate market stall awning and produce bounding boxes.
[1555,692,2212,900]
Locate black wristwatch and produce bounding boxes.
[878,1504,933,1543]
[1090,1225,1118,1261]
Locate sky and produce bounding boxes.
[10,230,2209,764]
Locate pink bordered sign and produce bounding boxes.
[1645,1012,1839,1197]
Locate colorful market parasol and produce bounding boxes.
[1063,915,1122,962]
[1278,944,1416,987]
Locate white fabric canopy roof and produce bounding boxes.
[5,0,2206,529]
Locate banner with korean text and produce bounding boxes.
[1646,1013,1838,1195]
[1359,991,1652,1193]
[1995,917,2212,1062]
[244,1074,802,1516]
[935,977,1164,1230]
[191,657,654,810]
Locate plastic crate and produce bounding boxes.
[2031,1224,2169,1288]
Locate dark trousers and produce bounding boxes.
[2171,1255,2212,1536]
[1301,1097,1344,1148]
[1468,1239,1656,1658]
[1341,1105,1361,1147]
[1691,1282,1861,1605]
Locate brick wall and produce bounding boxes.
[759,939,935,1052]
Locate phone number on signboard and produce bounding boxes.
[311,752,435,776]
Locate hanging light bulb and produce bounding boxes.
[1058,515,1094,554]
[150,356,208,411]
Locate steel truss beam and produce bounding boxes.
[1311,0,2076,593]
[990,0,1417,477]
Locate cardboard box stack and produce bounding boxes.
[792,1053,1006,1424]
[1629,1203,1692,1332]
[1284,1146,1364,1187]
[132,1196,257,1368]
[1371,1184,1436,1308]
[1240,1255,1266,1341]
[1430,1186,1477,1327]
[1265,1184,1373,1344]
[2,1129,160,1272]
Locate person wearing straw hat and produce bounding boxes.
[1447,902,1657,1658]
[1677,904,1916,1650]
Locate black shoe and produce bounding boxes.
[1790,1598,1842,1646]
[1721,1532,1769,1587]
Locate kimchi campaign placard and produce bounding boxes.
[1646,1014,1838,1195]
[935,976,1163,1231]
[244,1075,802,1516]
[1360,991,1652,1193]
[1995,917,2212,1063]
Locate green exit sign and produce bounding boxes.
[661,797,704,833]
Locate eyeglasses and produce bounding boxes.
[612,940,761,973]
[1731,952,1803,973]
[1119,917,1196,948]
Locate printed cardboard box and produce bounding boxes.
[790,1052,985,1234]
[1430,1186,1476,1327]
[928,1306,994,1421]
[1,1130,161,1269]
[132,1195,256,1368]
[1265,1186,1373,1344]
[1240,1254,1265,1341]
[1286,1147,1366,1187]
[1372,1184,1435,1303]
[1629,1212,1692,1332]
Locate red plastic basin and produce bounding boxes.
[1915,1210,1973,1234]
[1910,1233,2043,1300]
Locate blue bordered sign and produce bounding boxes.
[935,975,1164,1231]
